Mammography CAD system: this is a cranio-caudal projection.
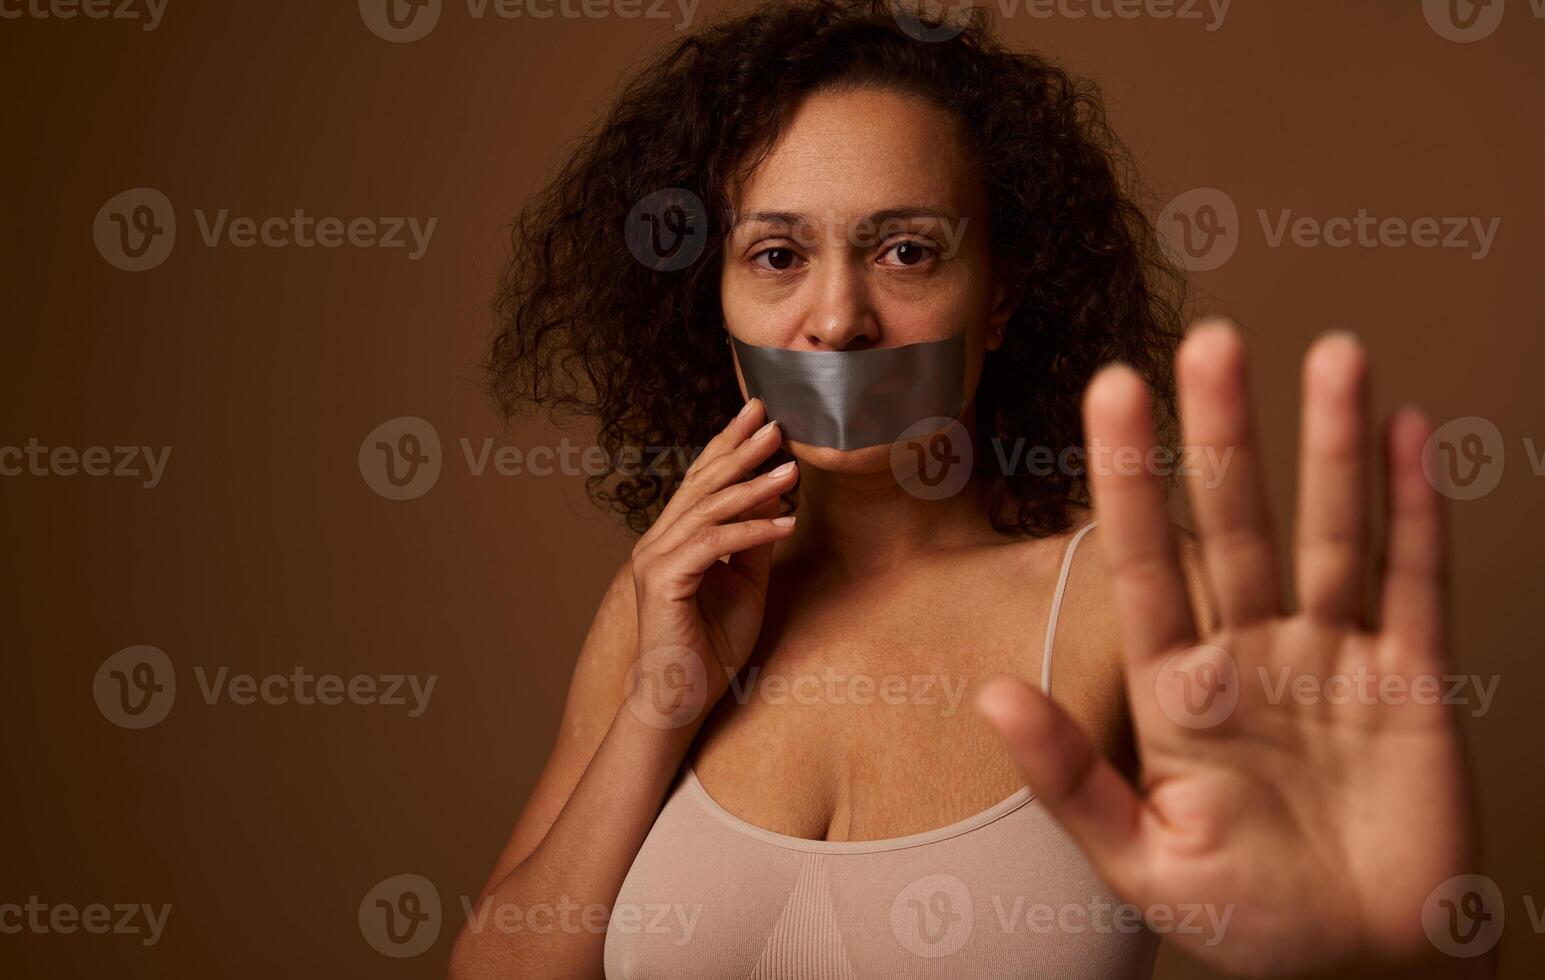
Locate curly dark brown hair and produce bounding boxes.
[489,0,1186,536]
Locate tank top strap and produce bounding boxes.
[1040,520,1100,696]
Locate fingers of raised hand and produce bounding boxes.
[977,676,1147,892]
[1379,408,1447,659]
[1294,333,1371,625]
[1084,364,1199,665]
[1177,322,1282,628]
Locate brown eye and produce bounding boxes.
[753,247,800,271]
[881,241,936,267]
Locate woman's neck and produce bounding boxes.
[782,466,1000,577]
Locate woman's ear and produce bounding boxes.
[986,268,1024,351]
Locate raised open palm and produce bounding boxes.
[979,323,1487,977]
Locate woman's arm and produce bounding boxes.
[449,400,798,979]
[446,559,690,980]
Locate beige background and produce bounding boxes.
[2,1,1542,976]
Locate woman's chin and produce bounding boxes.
[783,440,895,474]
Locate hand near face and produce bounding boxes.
[626,399,799,727]
[979,323,1488,976]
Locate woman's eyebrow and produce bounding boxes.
[867,206,957,224]
[731,206,957,228]
[731,210,805,229]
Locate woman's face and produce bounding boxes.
[720,86,1014,473]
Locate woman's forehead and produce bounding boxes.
[731,88,981,220]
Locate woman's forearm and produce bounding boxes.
[447,692,703,980]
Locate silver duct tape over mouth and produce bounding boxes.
[730,333,967,450]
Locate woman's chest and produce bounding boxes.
[603,771,1158,980]
[689,550,1124,840]
[691,655,1025,842]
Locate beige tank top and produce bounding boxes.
[605,522,1156,979]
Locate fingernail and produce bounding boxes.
[738,398,755,418]
[757,420,779,439]
[770,460,797,478]
[1320,328,1362,344]
[974,679,1020,726]
[772,515,796,527]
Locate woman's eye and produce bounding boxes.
[881,241,936,267]
[752,248,802,271]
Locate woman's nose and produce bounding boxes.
[802,259,880,351]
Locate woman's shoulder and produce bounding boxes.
[991,508,1212,639]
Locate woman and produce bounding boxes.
[450,2,1479,977]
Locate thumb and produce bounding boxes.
[976,675,1148,894]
